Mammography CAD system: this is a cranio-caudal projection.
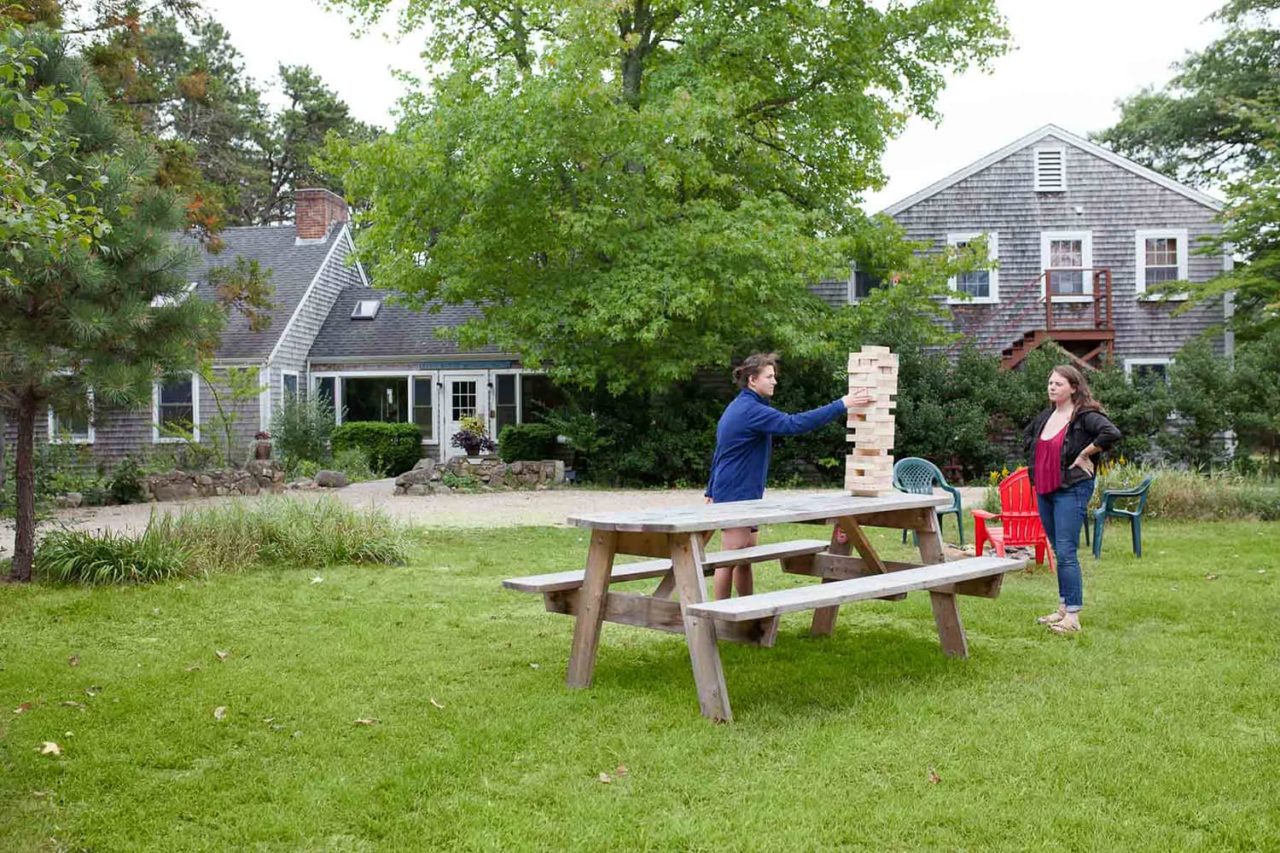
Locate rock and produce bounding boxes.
[406,484,429,496]
[197,475,214,486]
[412,457,434,471]
[56,492,83,509]
[315,470,349,488]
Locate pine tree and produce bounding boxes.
[0,24,222,582]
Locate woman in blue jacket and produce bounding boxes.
[705,352,870,600]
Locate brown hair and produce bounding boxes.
[1051,364,1104,413]
[733,352,779,388]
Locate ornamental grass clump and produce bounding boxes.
[153,497,408,574]
[35,528,189,585]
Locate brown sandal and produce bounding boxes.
[1036,611,1066,625]
[1049,621,1081,634]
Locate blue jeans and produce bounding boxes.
[1036,478,1095,611]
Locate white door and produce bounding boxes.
[441,372,489,458]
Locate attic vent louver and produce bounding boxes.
[1034,147,1066,192]
[351,299,381,320]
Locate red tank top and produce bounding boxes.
[1035,421,1068,495]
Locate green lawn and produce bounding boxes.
[2,521,1277,851]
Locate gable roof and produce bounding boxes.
[184,224,344,360]
[879,124,1224,216]
[307,288,505,360]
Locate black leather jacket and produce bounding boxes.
[1023,407,1122,489]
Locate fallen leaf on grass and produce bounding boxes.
[39,742,61,756]
[68,655,80,667]
[214,650,229,662]
[1205,574,1219,581]
[529,663,541,670]
[927,768,941,785]
[597,772,612,784]
[353,718,378,726]
[213,706,227,721]
[310,576,324,585]
[60,701,87,712]
[84,687,101,698]
[14,703,32,715]
[429,698,445,710]
[615,764,628,777]
[185,664,202,672]
[32,791,50,798]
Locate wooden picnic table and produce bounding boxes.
[504,492,1024,722]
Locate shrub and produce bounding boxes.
[1093,463,1280,521]
[330,446,379,482]
[497,422,560,462]
[331,421,422,476]
[108,456,146,504]
[36,527,189,585]
[271,393,336,469]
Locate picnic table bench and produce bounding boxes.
[503,493,1025,722]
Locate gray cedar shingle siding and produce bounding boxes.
[886,128,1227,362]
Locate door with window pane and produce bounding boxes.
[441,372,489,458]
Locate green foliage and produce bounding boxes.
[198,362,265,469]
[271,392,336,470]
[1230,328,1280,476]
[35,527,189,585]
[496,422,559,463]
[1095,462,1280,521]
[331,421,422,476]
[1163,340,1234,468]
[323,0,1008,392]
[330,446,379,483]
[107,456,145,504]
[449,415,496,456]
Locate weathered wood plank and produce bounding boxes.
[810,523,851,637]
[670,533,732,722]
[614,531,671,558]
[544,590,779,646]
[836,517,888,575]
[565,529,617,688]
[929,591,968,657]
[686,556,1025,622]
[567,493,948,533]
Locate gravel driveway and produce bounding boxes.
[1,480,986,559]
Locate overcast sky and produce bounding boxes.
[205,0,1227,211]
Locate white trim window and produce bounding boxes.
[411,375,435,443]
[48,391,94,445]
[282,371,300,401]
[1135,229,1190,299]
[1124,357,1173,386]
[153,373,200,442]
[946,232,999,303]
[1040,230,1094,301]
[1034,147,1066,192]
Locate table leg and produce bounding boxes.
[810,522,853,637]
[670,532,732,722]
[916,509,969,656]
[566,529,618,689]
[915,507,946,565]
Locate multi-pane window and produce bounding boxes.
[413,377,434,440]
[49,394,92,444]
[1143,238,1179,285]
[1048,239,1084,294]
[520,374,567,423]
[343,377,407,422]
[1136,230,1189,297]
[156,374,197,439]
[947,232,998,301]
[495,374,518,438]
[283,373,299,400]
[451,381,477,421]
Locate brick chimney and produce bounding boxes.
[294,188,349,241]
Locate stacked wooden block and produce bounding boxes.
[845,346,898,496]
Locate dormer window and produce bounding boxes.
[351,299,381,320]
[1034,147,1066,192]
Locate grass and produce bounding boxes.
[2,520,1277,850]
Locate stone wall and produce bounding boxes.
[395,457,564,495]
[143,460,285,502]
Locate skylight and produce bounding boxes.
[351,299,381,320]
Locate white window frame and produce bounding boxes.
[311,370,442,445]
[281,371,300,401]
[48,389,95,445]
[1124,357,1174,383]
[152,372,200,443]
[1040,230,1094,303]
[946,232,999,304]
[1034,146,1067,192]
[1134,228,1190,300]
[491,369,524,441]
[410,372,439,445]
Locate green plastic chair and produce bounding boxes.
[892,457,964,546]
[1092,476,1153,558]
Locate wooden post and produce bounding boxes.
[565,529,618,688]
[670,532,732,722]
[929,591,969,658]
[810,521,852,637]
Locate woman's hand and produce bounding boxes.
[1071,454,1094,476]
[842,388,874,409]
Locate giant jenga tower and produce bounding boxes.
[845,346,898,496]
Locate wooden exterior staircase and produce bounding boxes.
[974,268,1116,371]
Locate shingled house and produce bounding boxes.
[18,189,559,466]
[873,124,1231,377]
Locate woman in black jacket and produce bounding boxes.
[1024,364,1121,634]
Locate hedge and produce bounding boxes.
[498,422,560,463]
[330,421,422,476]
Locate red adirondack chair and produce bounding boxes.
[972,467,1055,571]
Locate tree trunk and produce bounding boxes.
[0,405,7,505]
[9,390,37,582]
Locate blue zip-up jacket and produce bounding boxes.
[704,390,846,503]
